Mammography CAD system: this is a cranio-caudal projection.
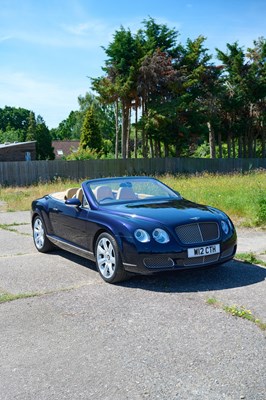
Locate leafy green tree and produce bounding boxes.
[50,111,82,140]
[92,17,180,158]
[80,106,103,153]
[216,39,266,158]
[140,16,179,56]
[0,127,23,143]
[246,37,266,158]
[26,111,36,141]
[142,35,215,157]
[138,49,179,156]
[101,26,141,158]
[51,93,116,159]
[78,92,116,144]
[0,106,31,135]
[91,77,121,158]
[35,115,55,160]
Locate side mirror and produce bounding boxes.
[65,198,81,207]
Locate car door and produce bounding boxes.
[49,199,93,249]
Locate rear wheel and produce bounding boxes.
[33,216,54,252]
[95,233,128,283]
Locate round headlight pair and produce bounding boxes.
[134,229,150,243]
[152,228,170,243]
[134,228,170,244]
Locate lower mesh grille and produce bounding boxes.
[183,253,220,266]
[175,222,220,244]
[143,256,174,269]
[143,253,221,269]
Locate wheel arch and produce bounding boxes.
[31,211,41,227]
[92,226,124,258]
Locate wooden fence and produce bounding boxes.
[0,157,265,186]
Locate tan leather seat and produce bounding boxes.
[76,188,83,203]
[116,186,137,200]
[64,187,79,200]
[94,185,113,202]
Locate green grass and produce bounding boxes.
[0,171,265,227]
[206,297,266,331]
[160,170,266,227]
[236,252,266,267]
[0,291,39,304]
[0,178,81,212]
[0,222,30,233]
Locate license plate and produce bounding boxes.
[188,244,220,258]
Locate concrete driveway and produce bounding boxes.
[0,211,265,400]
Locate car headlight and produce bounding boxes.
[221,220,229,235]
[134,229,150,243]
[152,228,170,244]
[228,218,234,230]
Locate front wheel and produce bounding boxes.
[95,233,128,283]
[33,216,54,253]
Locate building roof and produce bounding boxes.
[52,140,79,159]
[0,141,36,149]
[0,141,37,161]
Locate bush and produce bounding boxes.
[65,147,101,160]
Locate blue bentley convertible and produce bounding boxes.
[31,177,237,283]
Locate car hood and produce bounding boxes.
[103,199,225,227]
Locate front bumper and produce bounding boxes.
[122,235,237,275]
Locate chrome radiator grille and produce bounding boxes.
[175,222,220,244]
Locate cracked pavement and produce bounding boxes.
[0,211,265,400]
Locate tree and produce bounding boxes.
[92,17,180,158]
[246,37,266,158]
[216,39,266,158]
[138,49,179,156]
[0,106,31,134]
[78,92,116,145]
[80,106,103,153]
[157,35,215,157]
[35,116,54,160]
[26,111,36,141]
[50,111,82,140]
[101,27,141,158]
[0,127,23,143]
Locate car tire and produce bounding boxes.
[95,232,128,283]
[33,215,54,253]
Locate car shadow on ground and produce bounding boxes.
[123,260,266,293]
[51,250,266,293]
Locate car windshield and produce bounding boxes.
[85,178,181,205]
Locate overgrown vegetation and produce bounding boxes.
[236,252,266,267]
[206,297,266,331]
[0,171,265,228]
[1,17,265,160]
[91,19,266,159]
[161,171,266,227]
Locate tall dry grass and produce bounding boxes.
[160,171,266,227]
[0,171,265,227]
